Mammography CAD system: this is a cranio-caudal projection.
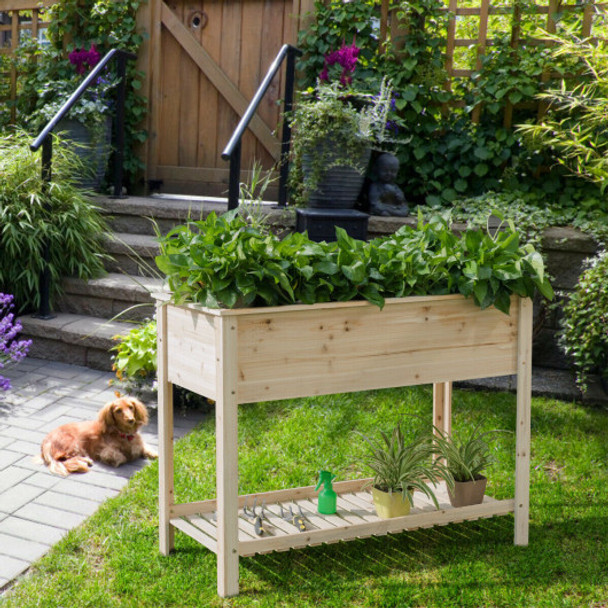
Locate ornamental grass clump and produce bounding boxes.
[0,293,31,393]
[0,130,108,313]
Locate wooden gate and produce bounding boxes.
[139,0,312,195]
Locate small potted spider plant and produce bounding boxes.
[433,424,503,508]
[358,424,452,519]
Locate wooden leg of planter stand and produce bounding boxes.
[157,302,175,555]
[515,297,532,546]
[433,381,452,437]
[216,317,240,597]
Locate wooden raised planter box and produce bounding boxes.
[156,294,533,598]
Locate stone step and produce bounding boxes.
[18,313,138,372]
[56,273,165,322]
[95,194,228,235]
[101,232,161,277]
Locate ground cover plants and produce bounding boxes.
[156,209,552,314]
[0,130,108,313]
[1,385,607,607]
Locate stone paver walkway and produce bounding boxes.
[0,358,205,592]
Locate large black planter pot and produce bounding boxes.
[303,145,371,209]
[57,117,112,191]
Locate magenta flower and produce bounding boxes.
[68,44,101,74]
[318,41,361,86]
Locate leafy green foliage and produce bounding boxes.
[0,130,108,313]
[295,0,598,205]
[156,209,552,314]
[11,0,147,186]
[433,424,503,482]
[559,251,608,392]
[358,423,453,507]
[111,319,157,384]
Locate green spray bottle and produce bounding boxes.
[315,470,337,514]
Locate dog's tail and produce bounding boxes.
[40,440,91,476]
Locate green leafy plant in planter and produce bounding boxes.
[156,209,552,314]
[433,425,505,507]
[0,130,108,313]
[358,424,452,519]
[559,251,608,393]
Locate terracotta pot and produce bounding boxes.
[448,476,487,508]
[371,487,411,519]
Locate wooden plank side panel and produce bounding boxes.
[166,305,217,400]
[236,298,519,403]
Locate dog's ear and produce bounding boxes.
[131,398,149,426]
[98,400,117,431]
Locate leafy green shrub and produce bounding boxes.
[156,209,553,314]
[0,130,108,313]
[111,319,157,394]
[559,251,608,391]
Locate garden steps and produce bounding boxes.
[18,312,135,372]
[95,194,227,236]
[100,232,162,278]
[56,273,164,322]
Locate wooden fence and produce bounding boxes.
[0,0,53,123]
[378,0,607,126]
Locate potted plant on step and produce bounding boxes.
[433,425,503,508]
[358,424,453,519]
[288,43,397,209]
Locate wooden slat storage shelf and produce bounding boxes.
[171,479,515,558]
[156,294,532,598]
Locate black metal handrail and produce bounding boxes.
[222,43,302,210]
[30,48,136,319]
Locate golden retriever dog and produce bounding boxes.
[40,397,157,476]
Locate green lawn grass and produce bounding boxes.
[2,386,608,607]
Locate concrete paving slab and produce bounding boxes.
[0,533,49,562]
[0,517,66,545]
[0,452,21,472]
[0,556,29,583]
[0,469,34,494]
[50,478,119,502]
[21,472,61,490]
[13,503,86,531]
[36,491,100,517]
[0,485,45,514]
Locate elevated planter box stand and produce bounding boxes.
[155,294,532,598]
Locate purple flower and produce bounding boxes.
[0,293,31,393]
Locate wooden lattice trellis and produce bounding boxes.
[0,0,53,123]
[379,0,608,127]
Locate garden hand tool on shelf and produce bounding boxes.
[280,503,307,532]
[243,498,272,536]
